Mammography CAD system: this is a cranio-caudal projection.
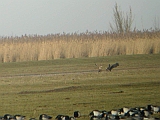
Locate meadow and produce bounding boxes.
[0,30,160,63]
[0,54,160,119]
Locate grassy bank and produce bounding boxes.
[0,31,160,63]
[0,54,160,119]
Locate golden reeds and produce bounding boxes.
[0,31,160,63]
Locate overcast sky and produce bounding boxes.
[0,0,159,36]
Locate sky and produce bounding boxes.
[0,0,159,36]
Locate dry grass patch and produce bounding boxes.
[0,31,160,62]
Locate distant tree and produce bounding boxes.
[154,16,160,31]
[110,3,134,34]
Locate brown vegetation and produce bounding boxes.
[0,30,160,63]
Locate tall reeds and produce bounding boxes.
[0,31,160,63]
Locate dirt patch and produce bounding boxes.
[110,91,124,94]
[119,81,160,88]
[18,86,81,94]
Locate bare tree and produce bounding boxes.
[110,3,134,34]
[154,16,160,31]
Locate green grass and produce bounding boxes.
[0,54,160,119]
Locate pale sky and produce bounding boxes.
[0,0,159,36]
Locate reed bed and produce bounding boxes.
[0,30,160,63]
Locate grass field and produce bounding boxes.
[0,54,160,119]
